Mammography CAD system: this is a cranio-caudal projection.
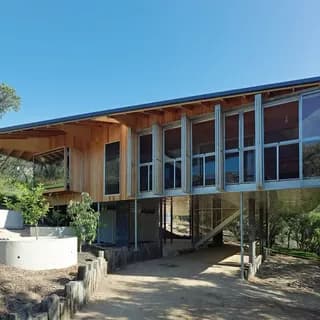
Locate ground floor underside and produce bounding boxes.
[81,187,318,278]
[74,244,320,320]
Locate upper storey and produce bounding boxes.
[0,76,320,204]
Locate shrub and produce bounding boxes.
[67,193,100,252]
[4,182,49,238]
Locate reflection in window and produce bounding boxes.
[302,94,320,139]
[225,115,239,150]
[192,157,203,186]
[244,111,255,147]
[244,150,255,182]
[34,148,66,190]
[225,153,239,184]
[139,134,152,192]
[205,156,215,185]
[105,142,120,195]
[139,166,148,192]
[302,94,320,178]
[192,120,215,154]
[303,141,320,177]
[279,144,299,179]
[192,120,215,187]
[264,101,299,144]
[165,162,174,189]
[264,147,277,181]
[164,127,181,189]
[264,101,300,182]
[165,128,181,158]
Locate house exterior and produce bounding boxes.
[1,76,320,270]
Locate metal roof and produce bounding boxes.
[1,75,320,134]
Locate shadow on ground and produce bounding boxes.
[75,244,320,320]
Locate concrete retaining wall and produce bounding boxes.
[1,251,108,320]
[0,210,23,229]
[28,227,75,238]
[0,237,77,270]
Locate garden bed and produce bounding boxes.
[0,251,96,315]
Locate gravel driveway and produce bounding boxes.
[75,244,320,320]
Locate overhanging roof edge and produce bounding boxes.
[1,75,320,134]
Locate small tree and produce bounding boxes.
[4,183,49,239]
[67,193,100,252]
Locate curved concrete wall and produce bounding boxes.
[0,210,23,229]
[29,226,76,237]
[0,237,77,270]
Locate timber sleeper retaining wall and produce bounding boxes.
[1,250,107,320]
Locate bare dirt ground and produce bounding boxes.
[0,251,96,315]
[75,244,320,320]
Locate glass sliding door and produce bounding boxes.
[139,134,153,192]
[164,127,181,189]
[192,119,215,187]
[302,93,320,178]
[225,114,239,184]
[263,101,299,181]
[224,110,255,185]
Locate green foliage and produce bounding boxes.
[269,190,320,255]
[0,83,20,118]
[45,208,69,227]
[67,193,100,251]
[4,183,49,227]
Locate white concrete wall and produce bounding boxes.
[29,226,76,237]
[0,209,23,229]
[0,237,77,270]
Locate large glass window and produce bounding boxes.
[225,111,255,184]
[164,127,181,189]
[139,134,152,192]
[192,120,215,187]
[105,142,120,195]
[302,94,320,178]
[34,148,66,190]
[264,101,299,181]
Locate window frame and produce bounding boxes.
[191,116,216,188]
[263,97,300,182]
[224,107,255,185]
[163,122,182,190]
[138,132,153,193]
[300,91,320,179]
[104,141,120,196]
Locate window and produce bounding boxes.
[105,142,120,195]
[164,127,181,189]
[139,134,152,192]
[225,111,255,184]
[264,101,299,181]
[302,94,320,178]
[192,120,215,187]
[34,148,67,190]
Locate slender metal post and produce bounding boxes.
[240,192,244,280]
[134,198,138,251]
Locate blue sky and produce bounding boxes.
[1,0,320,127]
